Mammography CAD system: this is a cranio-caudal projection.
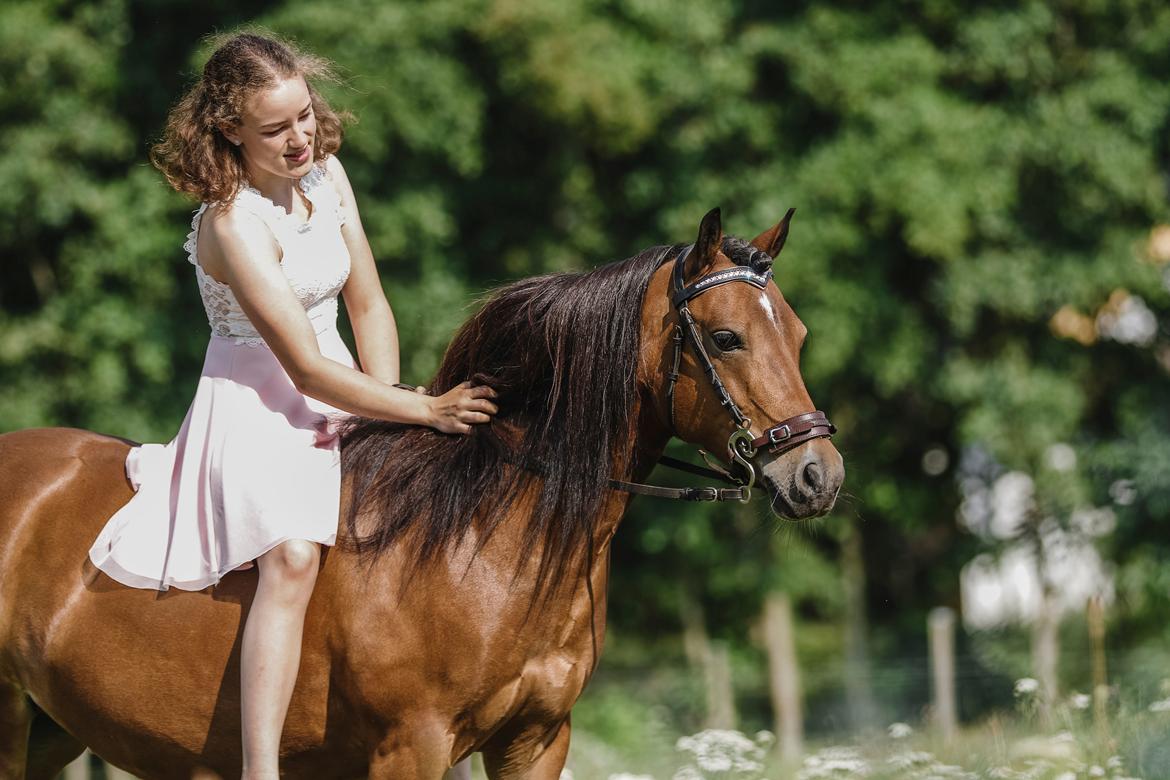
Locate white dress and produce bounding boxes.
[89,163,355,591]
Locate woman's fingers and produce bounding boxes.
[430,381,499,434]
[469,398,498,415]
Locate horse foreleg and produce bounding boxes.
[482,719,570,780]
[0,686,32,778]
[25,704,86,780]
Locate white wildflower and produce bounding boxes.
[797,747,871,779]
[675,729,765,774]
[1089,766,1106,777]
[1014,678,1040,697]
[609,775,654,780]
[1107,756,1123,770]
[888,722,913,739]
[1069,692,1092,710]
[887,750,934,770]
[1148,697,1170,712]
[671,768,703,780]
[1053,773,1076,780]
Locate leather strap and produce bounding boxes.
[670,245,773,307]
[673,266,772,307]
[608,479,750,502]
[665,325,684,432]
[750,410,835,455]
[677,304,749,427]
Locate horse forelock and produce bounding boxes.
[337,243,680,597]
[721,236,773,273]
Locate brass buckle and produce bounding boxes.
[727,423,757,501]
[768,424,792,444]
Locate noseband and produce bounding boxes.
[611,245,836,502]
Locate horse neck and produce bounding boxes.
[589,388,672,556]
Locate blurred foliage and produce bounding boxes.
[2,0,1169,735]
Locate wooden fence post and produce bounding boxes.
[679,586,737,729]
[1087,595,1110,737]
[706,640,737,730]
[928,607,958,744]
[764,592,803,760]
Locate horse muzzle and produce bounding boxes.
[759,438,844,519]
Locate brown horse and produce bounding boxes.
[0,209,843,779]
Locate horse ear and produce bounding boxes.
[685,207,723,279]
[750,207,796,257]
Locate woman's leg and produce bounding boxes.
[240,540,321,779]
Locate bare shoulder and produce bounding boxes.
[198,200,280,278]
[323,154,357,205]
[324,153,350,184]
[202,201,275,252]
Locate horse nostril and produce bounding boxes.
[802,461,824,493]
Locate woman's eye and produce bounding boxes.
[711,330,742,352]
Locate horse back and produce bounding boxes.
[0,428,134,662]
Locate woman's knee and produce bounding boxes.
[260,540,320,585]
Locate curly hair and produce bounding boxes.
[151,31,349,203]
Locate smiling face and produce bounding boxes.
[221,75,317,187]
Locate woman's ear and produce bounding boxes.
[220,125,242,147]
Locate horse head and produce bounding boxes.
[640,208,844,519]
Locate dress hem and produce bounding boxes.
[88,531,337,593]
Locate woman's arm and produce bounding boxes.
[328,155,400,385]
[199,205,495,433]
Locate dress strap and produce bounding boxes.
[299,161,347,227]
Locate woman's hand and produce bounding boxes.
[426,382,499,434]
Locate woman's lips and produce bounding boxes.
[285,146,310,164]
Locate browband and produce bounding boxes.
[671,245,773,307]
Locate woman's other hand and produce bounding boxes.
[427,382,498,435]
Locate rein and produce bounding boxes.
[610,245,836,502]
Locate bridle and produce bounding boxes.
[610,244,836,502]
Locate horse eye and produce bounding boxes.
[711,330,742,352]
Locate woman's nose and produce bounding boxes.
[291,123,310,147]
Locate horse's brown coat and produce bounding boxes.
[0,216,843,779]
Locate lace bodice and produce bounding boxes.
[185,163,352,347]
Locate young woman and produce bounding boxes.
[87,32,491,778]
